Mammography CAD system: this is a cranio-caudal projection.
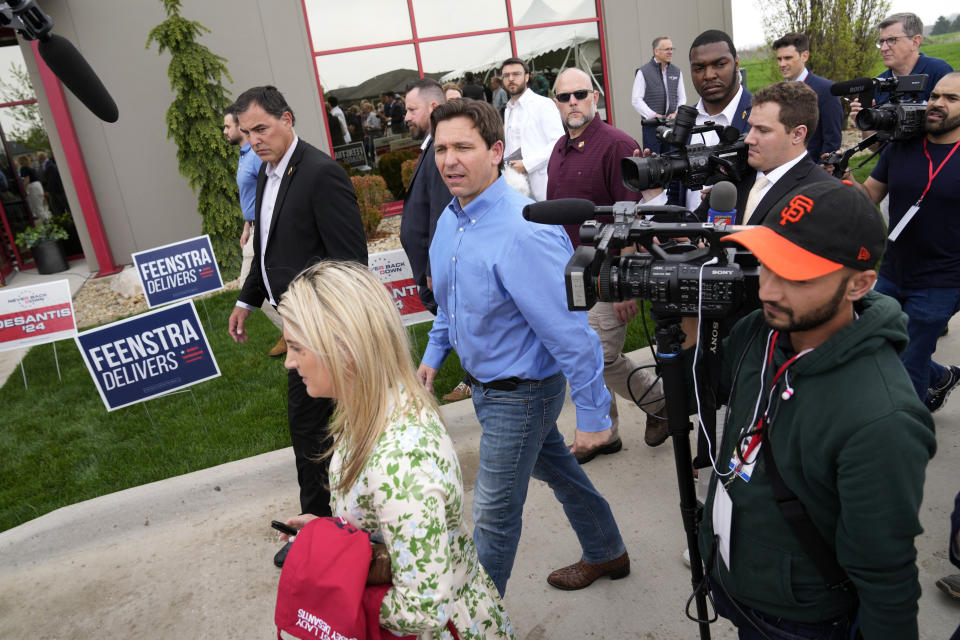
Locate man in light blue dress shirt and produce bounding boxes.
[416,99,629,596]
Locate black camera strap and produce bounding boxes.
[760,435,852,592]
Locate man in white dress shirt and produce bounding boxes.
[501,56,564,201]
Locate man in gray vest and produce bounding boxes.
[632,36,686,154]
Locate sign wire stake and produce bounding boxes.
[52,342,61,382]
[19,359,27,390]
[199,297,213,330]
[189,387,209,434]
[142,402,162,443]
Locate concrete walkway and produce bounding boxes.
[1,324,958,638]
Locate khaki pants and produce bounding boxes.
[587,301,664,439]
[240,233,282,329]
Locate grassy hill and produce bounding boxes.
[740,32,960,93]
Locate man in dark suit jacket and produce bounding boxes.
[688,81,838,477]
[695,81,837,225]
[227,86,367,565]
[773,32,843,159]
[675,30,753,208]
[399,78,452,314]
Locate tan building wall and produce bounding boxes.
[15,0,732,273]
[603,0,734,137]
[20,0,330,273]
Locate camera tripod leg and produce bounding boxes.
[655,318,712,640]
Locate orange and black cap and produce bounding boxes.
[721,180,885,281]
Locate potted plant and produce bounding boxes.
[15,222,69,274]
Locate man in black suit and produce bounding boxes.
[380,91,406,135]
[773,32,843,160]
[226,86,367,565]
[399,78,451,314]
[696,81,837,224]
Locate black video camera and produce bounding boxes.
[522,195,756,319]
[831,74,927,142]
[622,104,749,191]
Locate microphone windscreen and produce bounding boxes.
[38,34,119,123]
[709,180,737,213]
[830,77,874,97]
[522,199,597,225]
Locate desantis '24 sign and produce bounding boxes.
[0,280,77,352]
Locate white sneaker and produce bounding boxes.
[682,548,691,568]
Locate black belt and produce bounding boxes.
[464,372,540,391]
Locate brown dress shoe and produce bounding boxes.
[441,381,472,402]
[644,406,669,447]
[572,437,622,464]
[268,336,287,358]
[547,551,630,590]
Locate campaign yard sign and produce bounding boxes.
[75,300,220,411]
[368,249,433,326]
[132,235,223,308]
[333,141,368,168]
[0,279,77,352]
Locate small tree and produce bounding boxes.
[147,0,241,278]
[0,62,49,152]
[953,15,960,33]
[762,0,892,82]
[931,16,952,36]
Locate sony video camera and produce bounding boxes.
[831,74,927,142]
[622,104,749,192]
[521,189,756,319]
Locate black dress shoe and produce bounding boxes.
[274,540,293,568]
[573,437,623,464]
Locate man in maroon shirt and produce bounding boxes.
[546,67,669,462]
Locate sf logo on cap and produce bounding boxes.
[780,195,814,226]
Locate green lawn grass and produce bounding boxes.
[1,289,655,532]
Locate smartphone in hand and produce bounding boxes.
[271,520,298,537]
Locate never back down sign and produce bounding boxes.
[0,280,77,352]
[75,300,220,411]
[132,235,223,308]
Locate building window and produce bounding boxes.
[301,0,610,160]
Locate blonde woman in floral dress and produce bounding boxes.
[278,261,513,640]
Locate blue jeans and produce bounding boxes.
[874,276,960,399]
[470,372,626,596]
[710,577,856,640]
[641,124,663,155]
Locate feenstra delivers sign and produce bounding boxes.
[132,235,223,308]
[75,300,220,410]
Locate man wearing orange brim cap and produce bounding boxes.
[694,180,936,640]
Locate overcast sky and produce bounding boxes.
[732,0,960,48]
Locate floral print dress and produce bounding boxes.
[329,391,515,640]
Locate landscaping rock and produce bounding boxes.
[109,266,144,299]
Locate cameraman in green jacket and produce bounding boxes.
[689,180,936,639]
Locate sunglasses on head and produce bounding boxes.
[555,90,591,103]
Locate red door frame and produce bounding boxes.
[30,41,121,277]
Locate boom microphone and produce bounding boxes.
[38,34,118,123]
[830,77,875,96]
[522,198,604,225]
